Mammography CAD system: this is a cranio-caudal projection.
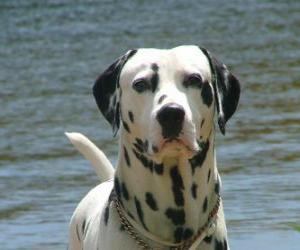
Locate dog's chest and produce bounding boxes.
[82,191,226,250]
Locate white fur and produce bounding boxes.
[65,132,114,182]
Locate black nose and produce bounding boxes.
[156,103,185,139]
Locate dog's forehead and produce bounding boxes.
[121,45,211,79]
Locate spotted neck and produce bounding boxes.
[114,129,220,243]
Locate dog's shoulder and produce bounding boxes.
[68,179,113,250]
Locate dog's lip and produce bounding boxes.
[162,137,182,146]
[165,138,181,143]
[159,137,197,152]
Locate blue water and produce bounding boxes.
[1,0,300,249]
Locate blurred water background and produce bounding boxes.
[0,0,300,249]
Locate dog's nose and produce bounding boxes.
[157,103,185,139]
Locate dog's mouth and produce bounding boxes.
[163,138,186,148]
[150,136,199,158]
[148,118,199,158]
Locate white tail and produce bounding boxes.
[65,132,115,182]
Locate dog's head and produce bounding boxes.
[93,46,240,159]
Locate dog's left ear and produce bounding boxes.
[93,49,137,136]
[199,47,241,135]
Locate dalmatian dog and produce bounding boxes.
[67,45,240,250]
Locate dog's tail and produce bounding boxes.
[65,132,115,182]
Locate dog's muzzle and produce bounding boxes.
[156,103,185,139]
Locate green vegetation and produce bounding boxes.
[287,223,300,233]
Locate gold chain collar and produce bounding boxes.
[112,192,221,250]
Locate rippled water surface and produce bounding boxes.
[1,0,300,249]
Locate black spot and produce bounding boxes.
[134,197,148,230]
[144,140,149,152]
[145,192,158,211]
[174,227,193,243]
[150,70,159,93]
[215,181,220,195]
[165,208,185,225]
[204,236,213,244]
[183,228,194,240]
[174,227,183,243]
[215,239,222,250]
[191,183,197,199]
[207,169,211,183]
[224,239,228,250]
[127,211,135,220]
[81,219,86,235]
[203,196,208,213]
[152,145,158,153]
[158,94,167,104]
[104,205,109,225]
[201,119,205,128]
[189,140,210,174]
[170,166,184,206]
[114,177,121,198]
[134,138,147,153]
[133,142,144,153]
[83,220,90,238]
[215,239,227,250]
[201,82,213,107]
[154,163,164,175]
[128,111,134,123]
[121,182,130,200]
[148,161,154,172]
[123,121,130,133]
[124,147,131,167]
[132,149,149,168]
[151,63,159,72]
[132,149,153,173]
[119,225,125,231]
[136,138,144,147]
[76,224,81,241]
[108,190,114,202]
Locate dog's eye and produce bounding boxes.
[183,74,203,88]
[133,79,149,93]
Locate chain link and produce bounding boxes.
[113,193,221,250]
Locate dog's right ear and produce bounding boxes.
[93,49,137,136]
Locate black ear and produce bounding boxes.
[93,49,137,136]
[200,47,241,135]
